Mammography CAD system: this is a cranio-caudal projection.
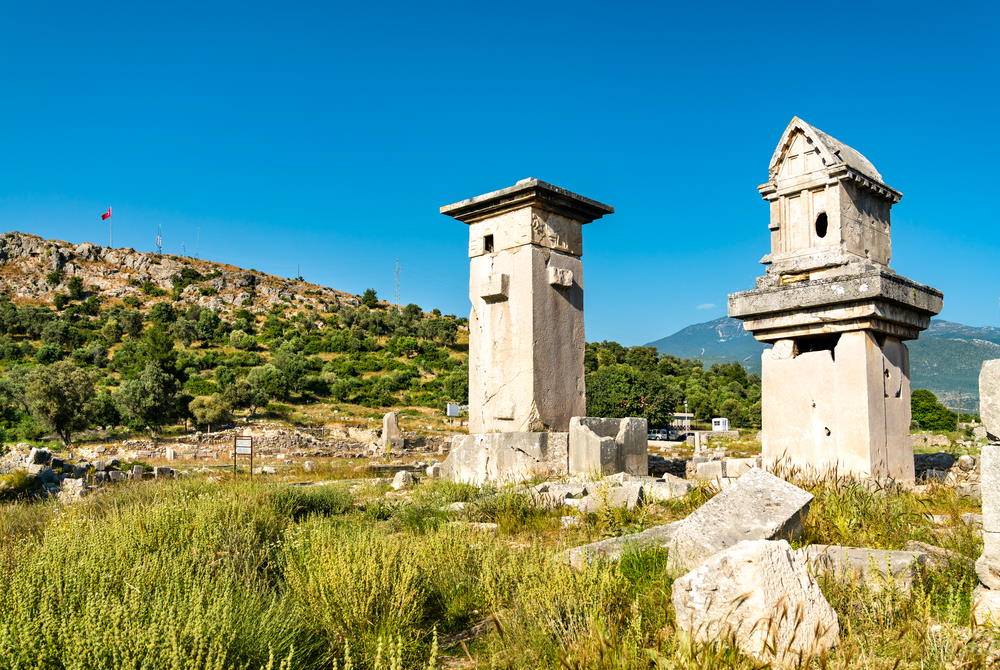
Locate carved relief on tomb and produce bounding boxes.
[530,212,582,255]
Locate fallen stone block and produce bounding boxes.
[442,432,568,485]
[977,532,1000,590]
[426,463,441,478]
[972,585,1000,626]
[131,465,145,480]
[694,460,723,480]
[672,539,839,667]
[642,474,694,502]
[556,521,682,569]
[666,468,812,572]
[723,457,759,478]
[568,417,648,476]
[903,540,975,571]
[27,448,51,465]
[800,544,926,592]
[154,466,174,479]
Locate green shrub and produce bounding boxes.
[269,484,354,520]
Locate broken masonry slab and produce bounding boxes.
[666,468,812,572]
[672,539,839,668]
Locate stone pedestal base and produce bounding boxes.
[568,417,648,476]
[761,330,913,480]
[441,432,569,485]
[442,416,650,485]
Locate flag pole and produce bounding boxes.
[109,206,113,247]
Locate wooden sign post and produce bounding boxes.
[234,435,254,480]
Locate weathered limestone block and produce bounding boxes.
[568,417,648,476]
[391,470,414,490]
[672,540,839,667]
[981,361,1000,440]
[799,544,926,592]
[642,474,694,501]
[972,585,1000,626]
[556,521,683,569]
[978,444,1000,589]
[379,412,404,453]
[666,468,812,572]
[441,432,568,485]
[982,444,999,533]
[759,330,915,480]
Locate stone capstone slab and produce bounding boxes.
[672,539,839,667]
[728,270,943,342]
[568,417,648,476]
[666,468,812,572]
[799,544,926,592]
[441,432,568,485]
[981,362,1000,440]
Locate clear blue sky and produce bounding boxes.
[1,1,996,345]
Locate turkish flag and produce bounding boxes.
[100,207,112,220]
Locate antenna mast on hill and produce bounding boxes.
[155,225,163,255]
[394,259,401,309]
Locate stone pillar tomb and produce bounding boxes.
[438,178,646,483]
[729,118,943,481]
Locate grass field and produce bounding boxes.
[0,472,995,669]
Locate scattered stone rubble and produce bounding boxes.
[74,421,449,463]
[0,444,175,500]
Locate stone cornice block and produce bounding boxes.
[441,178,614,224]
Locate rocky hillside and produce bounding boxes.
[0,231,359,312]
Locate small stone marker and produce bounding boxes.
[302,460,316,473]
[391,470,414,490]
[666,468,812,572]
[131,465,144,480]
[380,412,404,453]
[672,539,839,668]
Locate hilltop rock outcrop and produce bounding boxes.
[0,231,359,312]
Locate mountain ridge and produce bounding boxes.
[646,316,996,412]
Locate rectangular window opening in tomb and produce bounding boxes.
[484,234,494,253]
[794,333,841,359]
